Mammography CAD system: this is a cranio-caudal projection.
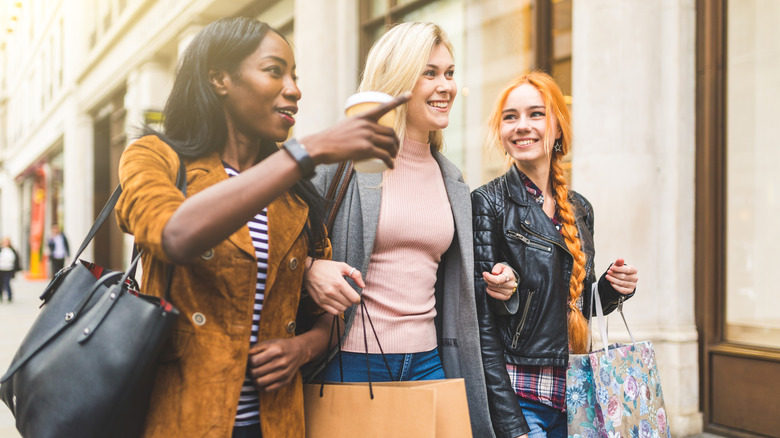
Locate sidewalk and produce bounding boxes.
[0,273,48,438]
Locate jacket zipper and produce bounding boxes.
[506,229,552,252]
[511,290,534,349]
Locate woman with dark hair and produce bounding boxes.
[115,16,407,438]
[472,71,638,438]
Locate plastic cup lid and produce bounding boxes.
[345,91,394,110]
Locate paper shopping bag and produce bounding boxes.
[304,378,472,438]
[588,341,671,438]
[567,349,604,436]
[567,287,671,438]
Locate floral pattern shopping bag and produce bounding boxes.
[567,288,671,438]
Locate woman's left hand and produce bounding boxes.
[482,263,518,301]
[605,258,638,295]
[247,338,307,392]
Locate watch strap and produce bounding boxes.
[282,138,315,178]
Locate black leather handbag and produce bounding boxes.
[0,160,186,438]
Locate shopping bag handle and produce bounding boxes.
[592,285,636,358]
[317,298,395,399]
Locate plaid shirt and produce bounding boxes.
[508,170,567,411]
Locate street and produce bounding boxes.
[0,274,46,438]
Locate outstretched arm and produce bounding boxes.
[149,94,409,263]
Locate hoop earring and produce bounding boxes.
[553,138,563,152]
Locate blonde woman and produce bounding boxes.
[472,71,639,437]
[309,22,497,437]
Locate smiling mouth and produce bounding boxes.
[428,101,448,109]
[513,139,537,146]
[277,109,296,124]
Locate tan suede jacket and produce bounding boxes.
[116,135,328,438]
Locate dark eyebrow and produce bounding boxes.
[263,55,288,66]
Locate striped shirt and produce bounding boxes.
[224,164,268,426]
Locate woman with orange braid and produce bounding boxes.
[471,71,638,438]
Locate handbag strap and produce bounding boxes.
[324,161,354,231]
[129,156,187,302]
[41,154,187,303]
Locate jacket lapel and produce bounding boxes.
[186,154,256,260]
[433,152,471,252]
[355,171,383,267]
[266,193,308,293]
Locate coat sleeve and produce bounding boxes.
[472,188,530,438]
[13,248,21,272]
[115,137,183,263]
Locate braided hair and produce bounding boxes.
[487,71,589,353]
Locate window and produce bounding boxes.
[360,0,571,186]
[724,0,780,350]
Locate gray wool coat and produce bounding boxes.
[311,153,495,438]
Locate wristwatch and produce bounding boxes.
[282,138,316,179]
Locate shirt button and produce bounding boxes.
[201,249,214,260]
[289,257,298,270]
[286,321,297,334]
[192,312,206,326]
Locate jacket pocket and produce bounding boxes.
[158,327,192,363]
[509,289,535,350]
[506,229,552,252]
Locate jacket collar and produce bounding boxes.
[502,165,566,246]
[504,164,533,207]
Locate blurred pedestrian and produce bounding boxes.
[47,223,69,277]
[0,236,21,302]
[472,71,639,438]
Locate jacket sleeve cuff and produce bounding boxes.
[496,420,531,438]
[490,292,520,315]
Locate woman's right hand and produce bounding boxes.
[303,258,363,315]
[482,263,518,301]
[301,92,411,169]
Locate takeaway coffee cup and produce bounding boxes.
[344,91,397,173]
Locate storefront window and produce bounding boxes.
[725,0,780,349]
[361,0,561,186]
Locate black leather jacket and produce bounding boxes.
[471,166,632,438]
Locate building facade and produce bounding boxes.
[0,0,777,436]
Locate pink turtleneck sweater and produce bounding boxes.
[342,138,455,354]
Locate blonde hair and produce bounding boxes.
[359,22,454,151]
[487,71,589,354]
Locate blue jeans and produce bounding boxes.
[321,348,445,382]
[0,271,13,301]
[518,396,567,438]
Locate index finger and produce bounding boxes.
[357,92,412,122]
